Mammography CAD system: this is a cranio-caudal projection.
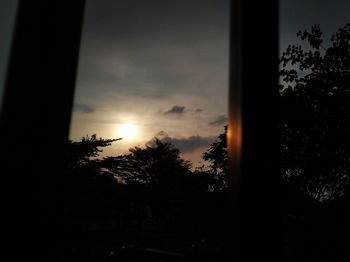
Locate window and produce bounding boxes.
[0,0,19,112]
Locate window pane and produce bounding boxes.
[70,0,229,166]
[67,0,230,260]
[280,0,350,261]
[0,0,19,112]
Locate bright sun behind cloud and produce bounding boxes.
[117,123,139,140]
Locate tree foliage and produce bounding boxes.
[202,126,228,190]
[279,24,350,201]
[66,134,121,169]
[105,139,192,187]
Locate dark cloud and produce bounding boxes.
[164,105,186,115]
[146,131,215,153]
[166,135,215,153]
[74,104,95,114]
[209,115,227,126]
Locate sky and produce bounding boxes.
[68,0,350,166]
[279,0,350,53]
[69,0,230,166]
[0,0,327,166]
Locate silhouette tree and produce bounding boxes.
[202,126,228,190]
[63,134,122,224]
[122,139,192,187]
[66,134,121,170]
[279,24,350,202]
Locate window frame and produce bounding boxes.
[0,0,280,260]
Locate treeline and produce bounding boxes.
[65,131,228,191]
[62,131,231,261]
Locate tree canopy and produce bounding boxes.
[201,126,228,191]
[279,24,350,202]
[66,134,121,169]
[102,139,192,187]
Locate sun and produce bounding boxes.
[117,123,139,140]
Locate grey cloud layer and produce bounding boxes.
[146,131,215,153]
[209,115,227,126]
[84,0,230,44]
[165,135,215,153]
[75,0,230,104]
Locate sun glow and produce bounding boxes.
[117,123,139,140]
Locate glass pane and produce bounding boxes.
[279,0,350,261]
[0,0,19,112]
[67,0,230,260]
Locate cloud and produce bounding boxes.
[146,131,215,153]
[209,115,227,126]
[164,105,186,115]
[75,0,230,103]
[74,104,95,114]
[166,135,215,153]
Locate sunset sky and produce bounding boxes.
[68,0,349,166]
[0,0,347,166]
[69,0,230,166]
